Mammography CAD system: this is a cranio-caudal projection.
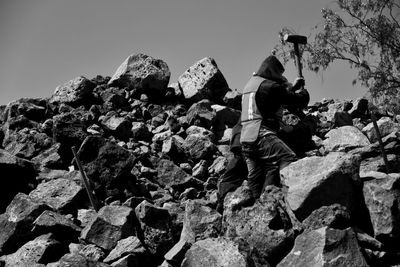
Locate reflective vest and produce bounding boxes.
[240,76,266,144]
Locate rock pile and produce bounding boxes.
[0,53,400,266]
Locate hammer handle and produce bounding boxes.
[293,43,303,78]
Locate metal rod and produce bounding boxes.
[71,146,99,211]
[370,110,390,174]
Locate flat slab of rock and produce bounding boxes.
[108,53,170,99]
[278,227,368,267]
[49,76,95,107]
[281,152,361,221]
[323,126,370,152]
[80,205,136,251]
[178,57,229,104]
[181,237,250,267]
[29,178,85,213]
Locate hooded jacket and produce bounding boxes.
[240,56,310,144]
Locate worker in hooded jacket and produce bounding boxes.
[240,55,310,202]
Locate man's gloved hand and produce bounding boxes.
[292,77,305,91]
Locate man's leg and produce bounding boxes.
[259,134,297,194]
[217,154,247,213]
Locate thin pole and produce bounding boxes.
[71,146,99,211]
[369,110,390,174]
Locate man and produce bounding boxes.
[240,55,309,201]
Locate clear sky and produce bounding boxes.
[0,0,366,105]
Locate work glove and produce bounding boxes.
[292,77,305,91]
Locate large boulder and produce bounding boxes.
[278,227,369,267]
[76,136,136,200]
[108,53,170,100]
[80,205,136,251]
[49,76,96,107]
[0,233,67,266]
[223,184,296,265]
[0,193,51,254]
[0,149,37,212]
[29,178,86,214]
[181,237,253,267]
[281,152,361,221]
[362,117,399,143]
[362,173,400,246]
[322,126,370,152]
[178,57,229,104]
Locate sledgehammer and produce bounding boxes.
[284,34,307,78]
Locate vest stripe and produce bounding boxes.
[248,92,254,120]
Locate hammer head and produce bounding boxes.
[284,34,307,44]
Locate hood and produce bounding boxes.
[255,55,286,83]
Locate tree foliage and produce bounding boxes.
[275,0,400,113]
